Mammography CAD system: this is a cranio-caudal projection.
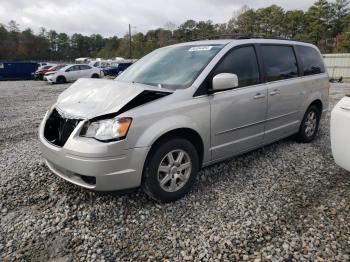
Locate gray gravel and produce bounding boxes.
[1,80,350,261]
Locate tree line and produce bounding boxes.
[0,0,349,61]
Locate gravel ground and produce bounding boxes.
[0,80,349,261]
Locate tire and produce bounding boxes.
[56,76,66,84]
[297,105,321,143]
[142,138,199,202]
[91,74,99,78]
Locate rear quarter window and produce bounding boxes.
[296,45,325,76]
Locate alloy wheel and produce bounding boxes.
[157,149,192,192]
[305,111,317,137]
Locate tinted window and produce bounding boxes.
[213,46,260,87]
[68,65,80,71]
[296,45,325,76]
[79,65,91,70]
[262,45,298,82]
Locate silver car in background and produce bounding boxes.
[39,38,329,201]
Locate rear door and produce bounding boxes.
[209,45,268,160]
[261,45,304,144]
[79,65,93,78]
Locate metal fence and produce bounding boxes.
[323,53,350,79]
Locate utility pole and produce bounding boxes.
[129,24,132,59]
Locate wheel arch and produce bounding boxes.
[302,92,324,119]
[309,99,323,113]
[91,73,99,78]
[56,75,66,82]
[143,128,205,173]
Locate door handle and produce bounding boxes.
[254,93,265,99]
[270,89,280,96]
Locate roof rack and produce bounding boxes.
[190,34,296,42]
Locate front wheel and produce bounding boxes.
[56,76,66,84]
[297,105,321,143]
[142,138,199,202]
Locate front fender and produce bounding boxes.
[134,115,204,147]
[133,115,210,163]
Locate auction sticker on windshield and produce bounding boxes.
[188,46,213,52]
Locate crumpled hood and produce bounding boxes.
[56,78,171,119]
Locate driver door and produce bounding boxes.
[209,45,268,161]
[65,65,80,81]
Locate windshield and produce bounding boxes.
[117,44,223,89]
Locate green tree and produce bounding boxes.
[283,10,305,38]
[305,0,332,48]
[330,0,349,37]
[56,33,70,60]
[256,5,285,36]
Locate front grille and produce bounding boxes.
[44,109,81,147]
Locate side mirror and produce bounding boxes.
[212,73,239,92]
[65,69,71,72]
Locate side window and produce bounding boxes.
[262,45,299,82]
[68,65,79,71]
[296,45,325,76]
[79,65,91,70]
[213,46,260,88]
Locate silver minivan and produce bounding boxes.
[39,38,329,201]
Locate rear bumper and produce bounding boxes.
[39,113,149,191]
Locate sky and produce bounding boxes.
[0,0,319,37]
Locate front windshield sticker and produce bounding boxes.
[188,46,213,52]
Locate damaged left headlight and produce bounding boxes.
[80,117,132,141]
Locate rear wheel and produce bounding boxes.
[297,105,321,143]
[56,76,66,84]
[142,138,199,202]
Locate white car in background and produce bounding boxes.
[331,95,350,172]
[45,64,103,84]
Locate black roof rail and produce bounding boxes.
[190,34,297,42]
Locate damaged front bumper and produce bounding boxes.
[38,110,148,191]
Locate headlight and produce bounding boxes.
[80,117,132,141]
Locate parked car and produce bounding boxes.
[103,62,133,76]
[33,64,58,80]
[0,61,39,80]
[45,64,103,84]
[331,95,350,172]
[39,38,329,201]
